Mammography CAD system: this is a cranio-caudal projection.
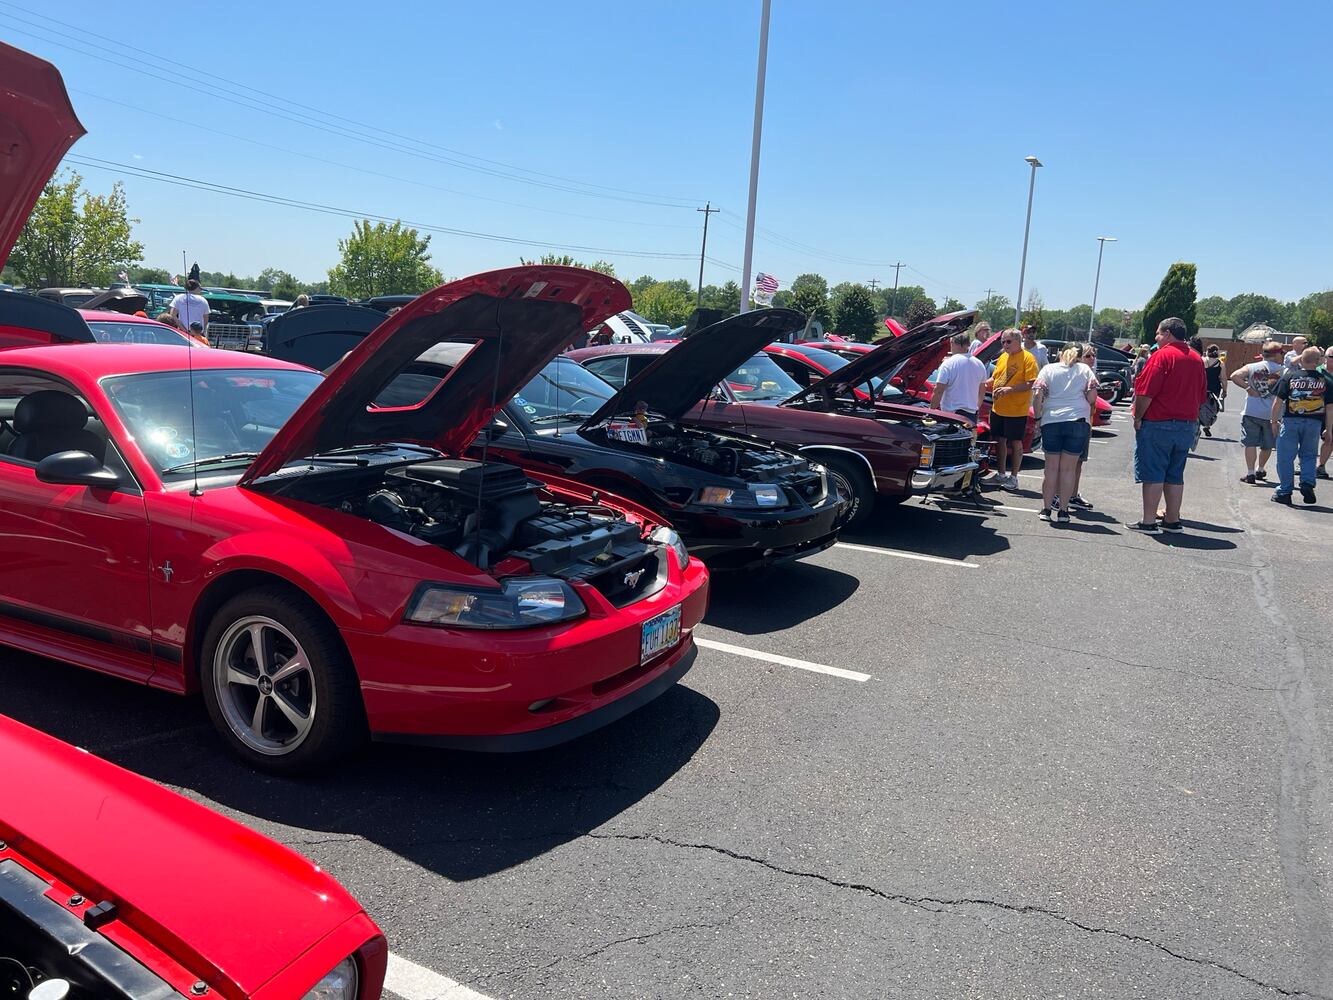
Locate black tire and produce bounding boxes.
[822,455,876,530]
[200,586,367,774]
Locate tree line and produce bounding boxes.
[3,174,1325,346]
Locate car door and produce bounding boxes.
[0,371,154,681]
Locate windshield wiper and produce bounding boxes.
[162,452,259,474]
[529,411,594,424]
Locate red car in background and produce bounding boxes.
[2,713,386,999]
[569,310,979,528]
[80,309,199,346]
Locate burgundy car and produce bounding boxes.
[569,310,978,528]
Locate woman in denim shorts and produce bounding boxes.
[1033,343,1100,522]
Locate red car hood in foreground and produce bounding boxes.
[0,42,85,268]
[1,715,385,997]
[243,265,630,482]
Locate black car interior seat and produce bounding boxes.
[7,390,106,464]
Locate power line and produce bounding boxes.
[65,155,715,264]
[0,7,702,210]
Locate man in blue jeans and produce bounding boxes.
[1128,318,1206,533]
[1270,346,1333,505]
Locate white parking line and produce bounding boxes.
[834,541,978,568]
[386,953,494,1000]
[695,637,870,682]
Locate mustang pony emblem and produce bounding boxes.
[622,568,645,588]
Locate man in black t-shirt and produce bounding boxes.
[1271,347,1333,504]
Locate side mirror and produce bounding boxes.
[486,416,510,439]
[35,450,120,488]
[708,386,728,402]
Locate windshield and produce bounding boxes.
[87,320,190,346]
[102,368,322,479]
[726,353,801,401]
[513,358,616,424]
[144,288,180,310]
[792,347,891,396]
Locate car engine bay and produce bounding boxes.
[591,420,809,481]
[285,459,657,582]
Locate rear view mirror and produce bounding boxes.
[35,450,120,488]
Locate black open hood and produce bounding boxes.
[0,292,94,346]
[582,308,806,425]
[81,287,149,314]
[783,309,978,405]
[264,304,386,370]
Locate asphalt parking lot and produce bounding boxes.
[4,401,1333,1000]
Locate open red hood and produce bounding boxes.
[242,266,630,483]
[783,309,978,406]
[0,42,86,269]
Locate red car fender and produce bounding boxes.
[251,916,387,1000]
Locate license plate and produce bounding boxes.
[961,470,973,490]
[641,604,682,663]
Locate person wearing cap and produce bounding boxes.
[1230,341,1285,484]
[169,279,210,338]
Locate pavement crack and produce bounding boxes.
[924,618,1278,692]
[588,832,1327,998]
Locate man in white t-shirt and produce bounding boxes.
[1229,340,1286,483]
[1284,336,1308,372]
[169,279,211,337]
[930,331,988,422]
[1022,327,1048,368]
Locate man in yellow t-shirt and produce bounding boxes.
[985,329,1039,490]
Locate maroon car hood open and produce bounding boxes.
[0,42,86,270]
[783,309,978,406]
[242,266,630,483]
[0,715,366,995]
[582,307,806,425]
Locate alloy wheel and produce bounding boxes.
[828,467,860,528]
[213,615,317,756]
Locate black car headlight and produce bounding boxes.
[406,577,586,628]
[302,957,357,1000]
[695,484,783,508]
[650,525,690,570]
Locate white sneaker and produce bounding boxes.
[999,474,1019,492]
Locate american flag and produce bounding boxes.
[755,272,780,294]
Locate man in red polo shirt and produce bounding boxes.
[1127,317,1206,533]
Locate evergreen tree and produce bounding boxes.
[1141,262,1198,340]
[832,284,878,341]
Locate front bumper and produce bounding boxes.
[670,492,846,571]
[344,558,710,746]
[911,461,980,493]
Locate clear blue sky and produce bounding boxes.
[6,0,1330,309]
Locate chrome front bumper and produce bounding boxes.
[911,461,980,492]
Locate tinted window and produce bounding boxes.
[88,320,190,346]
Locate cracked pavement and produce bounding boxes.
[2,404,1331,998]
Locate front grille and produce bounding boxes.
[582,549,666,608]
[929,436,973,468]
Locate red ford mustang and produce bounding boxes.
[0,42,707,772]
[2,714,386,998]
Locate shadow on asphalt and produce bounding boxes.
[1151,532,1239,550]
[705,561,858,634]
[1174,518,1244,534]
[0,650,718,882]
[839,501,1011,561]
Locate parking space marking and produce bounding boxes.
[695,637,871,682]
[386,953,494,1000]
[834,541,978,568]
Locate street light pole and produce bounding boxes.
[1014,155,1042,327]
[738,0,771,315]
[1088,236,1117,336]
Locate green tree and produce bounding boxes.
[1227,292,1289,335]
[940,297,965,314]
[128,266,173,285]
[699,280,741,315]
[832,284,878,341]
[903,296,938,329]
[518,254,616,276]
[634,281,693,326]
[975,293,1013,329]
[1020,289,1045,335]
[1195,294,1232,331]
[1307,307,1333,346]
[788,273,831,330]
[328,220,443,299]
[10,171,144,287]
[883,283,927,320]
[1141,262,1198,340]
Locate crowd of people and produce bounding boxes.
[929,317,1333,532]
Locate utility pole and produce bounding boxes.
[867,278,880,292]
[695,202,719,308]
[888,262,905,317]
[738,0,772,314]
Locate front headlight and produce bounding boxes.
[303,957,357,1000]
[405,577,586,629]
[918,443,935,468]
[695,484,783,508]
[651,525,690,570]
